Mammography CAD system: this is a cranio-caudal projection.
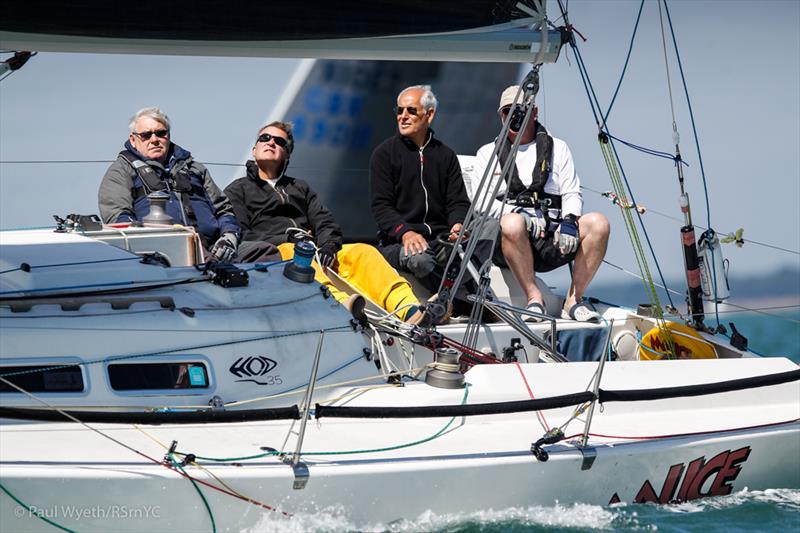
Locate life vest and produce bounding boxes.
[496,121,563,222]
[118,150,198,229]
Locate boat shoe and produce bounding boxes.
[523,301,547,322]
[561,298,601,322]
[406,294,453,327]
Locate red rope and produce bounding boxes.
[514,362,551,432]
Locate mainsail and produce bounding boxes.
[0,1,563,63]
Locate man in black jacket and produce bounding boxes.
[369,85,498,312]
[225,121,426,323]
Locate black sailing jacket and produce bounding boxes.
[224,161,343,250]
[369,132,469,244]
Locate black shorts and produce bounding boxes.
[494,232,577,273]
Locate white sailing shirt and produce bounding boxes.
[470,135,583,220]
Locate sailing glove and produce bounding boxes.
[317,244,338,269]
[210,232,239,263]
[554,216,580,255]
[514,207,547,240]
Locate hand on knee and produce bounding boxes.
[399,248,436,277]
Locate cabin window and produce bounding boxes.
[0,364,84,393]
[108,362,209,391]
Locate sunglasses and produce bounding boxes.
[256,133,289,148]
[394,106,424,117]
[133,129,169,140]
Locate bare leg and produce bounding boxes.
[564,212,610,309]
[500,213,543,304]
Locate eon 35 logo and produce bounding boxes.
[229,356,282,386]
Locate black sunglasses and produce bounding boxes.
[133,129,169,141]
[394,106,424,117]
[256,133,289,148]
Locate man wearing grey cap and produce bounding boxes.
[470,86,610,322]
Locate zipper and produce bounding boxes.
[273,183,297,229]
[418,133,432,235]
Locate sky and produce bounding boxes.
[1,0,798,295]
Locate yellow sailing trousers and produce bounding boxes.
[278,242,419,318]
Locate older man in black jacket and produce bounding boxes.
[225,121,426,323]
[369,85,498,313]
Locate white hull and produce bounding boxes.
[2,359,798,531]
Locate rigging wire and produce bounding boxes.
[662,0,712,231]
[602,0,646,126]
[599,258,800,326]
[556,0,677,311]
[0,158,794,259]
[580,184,800,255]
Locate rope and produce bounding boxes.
[0,375,290,518]
[1,290,320,322]
[0,255,143,276]
[0,275,205,297]
[0,481,77,532]
[177,384,471,463]
[514,362,551,432]
[599,136,677,357]
[606,133,689,165]
[558,3,677,311]
[167,453,217,533]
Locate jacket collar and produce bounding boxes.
[246,160,290,186]
[123,141,191,171]
[398,129,435,150]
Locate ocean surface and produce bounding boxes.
[250,310,800,533]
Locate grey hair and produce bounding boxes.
[128,107,171,133]
[398,85,438,112]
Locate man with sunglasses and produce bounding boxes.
[370,85,498,315]
[224,122,428,324]
[470,86,610,322]
[98,107,277,263]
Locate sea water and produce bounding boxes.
[246,310,800,533]
[247,488,800,532]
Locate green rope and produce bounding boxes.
[599,138,676,358]
[168,453,216,533]
[180,384,471,462]
[0,480,77,533]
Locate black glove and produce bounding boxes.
[210,232,238,263]
[554,215,580,255]
[317,244,338,268]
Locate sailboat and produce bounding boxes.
[1,1,798,531]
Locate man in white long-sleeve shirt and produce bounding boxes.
[471,86,610,322]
